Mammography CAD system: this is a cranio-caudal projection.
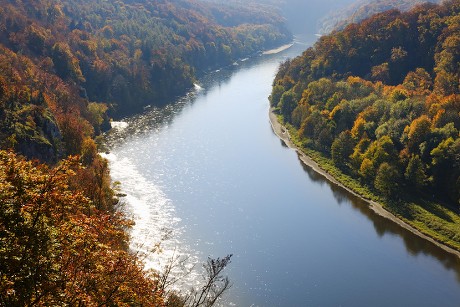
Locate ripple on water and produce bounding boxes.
[100,152,201,291]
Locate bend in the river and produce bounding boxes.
[103,34,460,307]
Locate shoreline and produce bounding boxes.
[262,43,294,55]
[269,107,460,259]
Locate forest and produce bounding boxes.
[0,0,290,305]
[271,0,460,249]
[0,0,291,162]
[318,0,441,33]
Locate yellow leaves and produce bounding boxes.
[329,104,342,120]
[389,87,409,102]
[386,18,409,32]
[1,150,164,305]
[52,42,86,83]
[101,25,114,39]
[134,48,143,61]
[359,158,375,180]
[434,71,458,96]
[408,115,431,141]
[321,109,330,117]
[390,46,408,62]
[432,109,446,128]
[442,35,460,50]
[351,116,367,139]
[346,76,367,87]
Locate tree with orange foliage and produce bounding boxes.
[0,151,164,306]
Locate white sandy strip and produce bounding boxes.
[263,43,294,55]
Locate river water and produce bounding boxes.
[102,35,460,306]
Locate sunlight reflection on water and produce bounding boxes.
[100,152,201,291]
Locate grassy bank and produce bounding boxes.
[277,114,460,253]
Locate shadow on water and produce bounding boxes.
[279,139,288,148]
[296,154,460,281]
[103,60,243,149]
[103,44,300,150]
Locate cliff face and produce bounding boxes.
[0,96,63,163]
[15,111,62,163]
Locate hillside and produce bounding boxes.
[0,0,290,304]
[0,0,291,162]
[271,0,460,249]
[319,0,441,34]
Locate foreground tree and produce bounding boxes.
[187,255,233,307]
[0,150,233,306]
[0,151,163,305]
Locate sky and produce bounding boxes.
[206,0,360,34]
[279,0,357,34]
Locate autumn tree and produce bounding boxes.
[0,151,164,306]
[403,68,433,95]
[407,115,432,153]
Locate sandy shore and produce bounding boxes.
[269,107,460,258]
[263,43,294,55]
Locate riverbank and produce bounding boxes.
[269,107,460,259]
[263,43,294,55]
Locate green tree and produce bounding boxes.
[375,162,400,197]
[279,91,297,122]
[291,104,310,128]
[430,137,455,189]
[51,42,85,82]
[270,84,285,107]
[404,155,427,191]
[363,136,397,167]
[331,130,354,169]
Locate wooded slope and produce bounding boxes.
[319,0,441,34]
[0,0,290,304]
[271,0,460,207]
[0,0,291,162]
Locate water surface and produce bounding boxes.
[103,36,460,306]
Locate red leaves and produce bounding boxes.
[0,151,164,306]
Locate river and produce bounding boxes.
[102,35,460,306]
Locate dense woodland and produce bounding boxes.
[0,150,163,305]
[0,149,233,306]
[271,0,460,208]
[318,0,441,34]
[0,0,291,162]
[4,0,460,303]
[0,0,290,304]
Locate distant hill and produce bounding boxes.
[319,0,441,34]
[207,0,359,34]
